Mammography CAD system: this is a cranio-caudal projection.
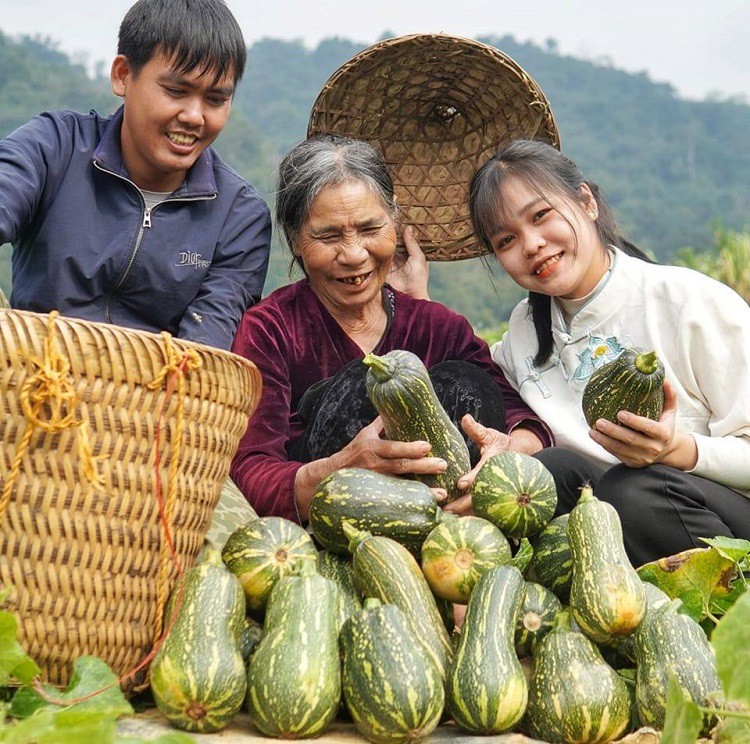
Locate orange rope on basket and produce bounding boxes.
[147,333,202,643]
[0,311,103,519]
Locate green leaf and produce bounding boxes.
[714,717,750,744]
[660,675,703,744]
[637,546,737,621]
[9,656,132,720]
[712,591,750,705]
[701,536,750,564]
[0,609,41,686]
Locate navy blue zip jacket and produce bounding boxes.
[0,106,271,350]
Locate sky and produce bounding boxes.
[0,0,748,103]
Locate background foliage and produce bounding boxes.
[1,30,748,330]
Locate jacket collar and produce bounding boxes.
[92,105,218,197]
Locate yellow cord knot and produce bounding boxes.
[1,311,104,518]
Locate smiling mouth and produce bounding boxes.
[167,132,198,146]
[338,271,372,286]
[534,254,562,275]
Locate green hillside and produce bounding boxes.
[1,30,748,329]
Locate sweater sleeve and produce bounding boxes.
[677,282,750,493]
[229,307,304,522]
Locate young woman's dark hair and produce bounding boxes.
[118,0,246,86]
[469,139,652,366]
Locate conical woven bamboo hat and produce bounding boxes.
[308,33,560,261]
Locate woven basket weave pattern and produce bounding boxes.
[308,34,560,261]
[0,309,261,689]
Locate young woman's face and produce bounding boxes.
[293,180,397,315]
[488,176,609,299]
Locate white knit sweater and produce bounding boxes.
[492,249,750,497]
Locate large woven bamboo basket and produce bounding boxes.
[308,33,560,261]
[0,309,261,690]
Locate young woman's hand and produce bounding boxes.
[387,225,430,299]
[588,380,698,470]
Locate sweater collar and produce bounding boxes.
[92,105,218,198]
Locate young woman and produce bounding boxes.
[458,139,750,566]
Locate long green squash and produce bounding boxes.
[582,348,665,427]
[341,598,444,744]
[246,561,341,738]
[633,599,720,731]
[149,549,247,733]
[447,565,528,734]
[568,485,646,644]
[344,522,453,685]
[525,513,573,601]
[310,467,442,556]
[316,549,362,633]
[527,609,631,744]
[514,581,562,658]
[362,350,471,501]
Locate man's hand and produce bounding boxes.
[387,225,430,299]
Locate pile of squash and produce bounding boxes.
[148,350,722,742]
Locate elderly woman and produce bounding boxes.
[230,136,551,522]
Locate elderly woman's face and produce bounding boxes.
[293,180,397,314]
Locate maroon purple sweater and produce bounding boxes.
[230,280,551,521]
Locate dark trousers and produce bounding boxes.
[535,446,750,567]
[291,359,506,466]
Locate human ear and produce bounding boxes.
[110,55,131,98]
[579,183,598,220]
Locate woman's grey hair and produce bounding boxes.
[275,135,398,269]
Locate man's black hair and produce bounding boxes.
[118,0,246,86]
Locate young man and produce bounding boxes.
[0,0,271,350]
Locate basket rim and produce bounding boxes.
[307,32,561,261]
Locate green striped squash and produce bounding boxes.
[568,485,646,644]
[527,609,631,744]
[421,515,512,603]
[447,565,528,734]
[525,513,573,601]
[237,615,263,663]
[316,549,362,633]
[582,347,665,427]
[362,350,471,502]
[514,581,562,657]
[150,550,247,733]
[471,452,557,539]
[221,516,317,612]
[344,522,453,685]
[341,598,444,744]
[309,467,441,556]
[246,561,341,738]
[633,599,720,731]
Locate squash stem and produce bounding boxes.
[635,350,660,375]
[362,353,393,382]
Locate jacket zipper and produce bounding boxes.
[93,160,216,324]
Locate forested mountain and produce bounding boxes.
[1,30,748,328]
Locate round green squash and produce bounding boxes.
[221,516,317,613]
[582,347,665,427]
[471,451,557,539]
[525,513,573,601]
[421,515,511,603]
[514,581,562,657]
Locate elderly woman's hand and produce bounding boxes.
[387,226,430,299]
[334,416,449,478]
